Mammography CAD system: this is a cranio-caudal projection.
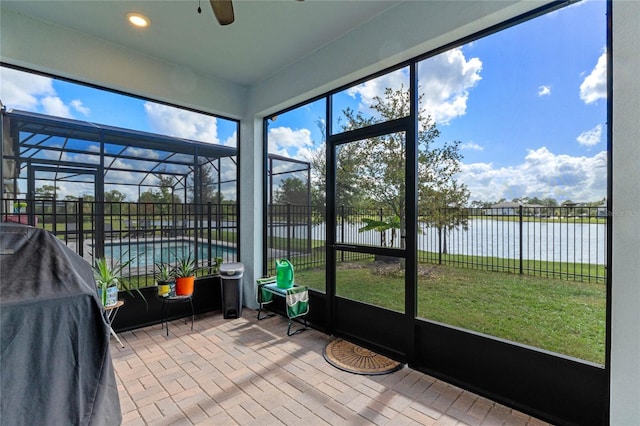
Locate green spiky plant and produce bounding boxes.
[172,253,198,278]
[93,255,147,308]
[215,257,224,274]
[155,262,173,282]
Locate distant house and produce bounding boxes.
[597,203,608,217]
[486,202,546,216]
[487,201,520,216]
[523,203,545,216]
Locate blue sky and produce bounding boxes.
[1,0,607,204]
[267,0,607,204]
[0,67,239,147]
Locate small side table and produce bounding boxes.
[161,295,194,336]
[257,282,309,336]
[105,300,125,348]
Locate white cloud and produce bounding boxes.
[460,142,484,151]
[221,130,237,148]
[144,102,219,144]
[219,161,237,183]
[126,148,161,160]
[0,67,55,110]
[577,124,602,147]
[459,147,607,203]
[345,48,482,127]
[538,85,551,96]
[346,68,408,112]
[268,126,313,158]
[41,96,72,118]
[0,67,90,121]
[71,99,90,116]
[418,48,482,125]
[580,49,607,104]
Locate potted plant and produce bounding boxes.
[92,256,147,307]
[93,257,131,307]
[172,253,198,296]
[13,201,27,214]
[155,262,175,297]
[214,256,224,274]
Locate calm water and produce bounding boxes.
[105,240,235,268]
[269,219,607,265]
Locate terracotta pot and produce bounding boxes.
[175,276,195,296]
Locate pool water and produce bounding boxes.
[105,241,234,268]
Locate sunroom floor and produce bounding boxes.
[110,310,550,425]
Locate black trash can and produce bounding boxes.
[219,262,244,319]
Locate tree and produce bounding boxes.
[190,162,223,204]
[105,190,126,203]
[422,182,469,254]
[469,200,492,209]
[35,184,59,199]
[274,177,308,205]
[138,175,182,216]
[338,85,469,249]
[105,190,126,215]
[157,175,181,204]
[138,191,159,203]
[307,119,367,213]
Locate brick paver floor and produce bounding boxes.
[110,311,551,425]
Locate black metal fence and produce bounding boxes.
[2,199,607,284]
[266,204,607,282]
[1,198,239,288]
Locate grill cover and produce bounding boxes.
[0,223,121,425]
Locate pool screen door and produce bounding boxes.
[327,119,412,355]
[28,165,101,255]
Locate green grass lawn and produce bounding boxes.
[297,262,606,365]
[41,216,604,363]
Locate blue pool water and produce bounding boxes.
[105,240,235,268]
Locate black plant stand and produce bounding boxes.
[160,295,194,336]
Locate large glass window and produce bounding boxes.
[265,99,327,291]
[1,66,240,285]
[264,0,607,365]
[0,66,239,203]
[335,132,406,250]
[416,0,607,364]
[331,67,409,135]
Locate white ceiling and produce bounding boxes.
[1,0,402,87]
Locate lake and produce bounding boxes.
[268,218,607,265]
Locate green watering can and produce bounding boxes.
[275,259,294,289]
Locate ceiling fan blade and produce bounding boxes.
[210,0,234,25]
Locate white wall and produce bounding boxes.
[238,117,264,310]
[0,8,247,119]
[610,1,640,424]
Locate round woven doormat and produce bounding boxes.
[323,338,403,375]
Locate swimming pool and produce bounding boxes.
[105,240,235,268]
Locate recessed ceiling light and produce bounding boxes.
[127,13,150,28]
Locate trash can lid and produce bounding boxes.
[219,262,244,276]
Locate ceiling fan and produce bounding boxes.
[207,0,303,26]
[209,0,234,26]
